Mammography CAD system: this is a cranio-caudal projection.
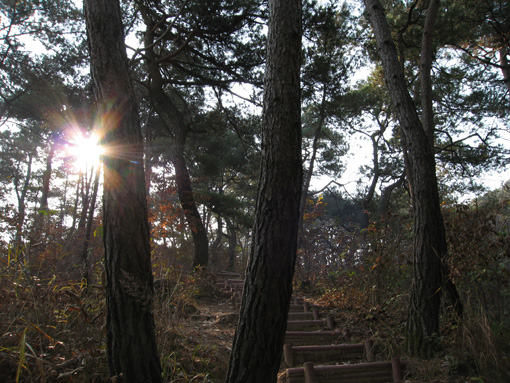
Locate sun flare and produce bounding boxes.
[69,132,104,171]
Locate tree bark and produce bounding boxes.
[379,172,405,217]
[420,0,463,323]
[499,46,510,94]
[226,0,302,381]
[141,9,209,269]
[420,0,440,148]
[14,153,32,254]
[36,141,55,224]
[80,167,100,285]
[69,171,82,234]
[30,140,55,248]
[360,130,382,230]
[173,130,209,269]
[78,168,94,230]
[83,1,161,381]
[363,0,457,358]
[210,214,223,268]
[226,218,237,272]
[298,87,327,238]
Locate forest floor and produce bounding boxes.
[162,282,510,383]
[2,270,508,382]
[162,288,500,383]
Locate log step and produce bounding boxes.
[284,331,348,346]
[286,317,335,332]
[284,358,406,383]
[282,340,374,368]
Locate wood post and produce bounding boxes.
[312,307,319,320]
[283,344,293,368]
[364,339,374,362]
[326,315,335,330]
[303,362,318,383]
[392,358,403,382]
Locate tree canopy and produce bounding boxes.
[1,0,510,381]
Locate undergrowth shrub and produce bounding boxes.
[0,248,229,383]
[0,254,107,382]
[294,192,510,382]
[444,200,510,382]
[152,261,231,382]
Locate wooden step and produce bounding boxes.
[284,331,348,346]
[287,311,317,321]
[283,359,406,383]
[288,301,318,313]
[286,317,335,332]
[282,340,374,368]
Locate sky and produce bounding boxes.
[6,0,510,206]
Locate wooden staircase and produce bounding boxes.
[214,271,407,382]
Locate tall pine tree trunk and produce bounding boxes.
[419,0,463,322]
[363,0,460,358]
[141,9,209,268]
[173,125,209,268]
[226,0,302,381]
[83,1,161,381]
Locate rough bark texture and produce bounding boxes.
[419,0,463,323]
[363,0,447,358]
[226,0,302,381]
[420,0,440,148]
[83,0,161,381]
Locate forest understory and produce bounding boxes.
[1,259,509,383]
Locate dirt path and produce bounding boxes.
[191,299,238,351]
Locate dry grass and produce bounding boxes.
[0,259,233,382]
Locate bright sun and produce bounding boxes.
[69,132,104,171]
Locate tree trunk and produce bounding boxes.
[360,131,381,230]
[83,1,161,381]
[141,10,209,269]
[69,172,82,234]
[210,214,223,268]
[78,168,93,230]
[298,87,326,237]
[226,0,302,381]
[28,140,56,261]
[419,0,463,322]
[379,173,405,217]
[420,0,440,147]
[499,46,510,93]
[33,140,55,234]
[363,0,457,358]
[80,167,100,285]
[14,153,33,254]
[144,119,153,198]
[173,130,209,269]
[226,218,237,272]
